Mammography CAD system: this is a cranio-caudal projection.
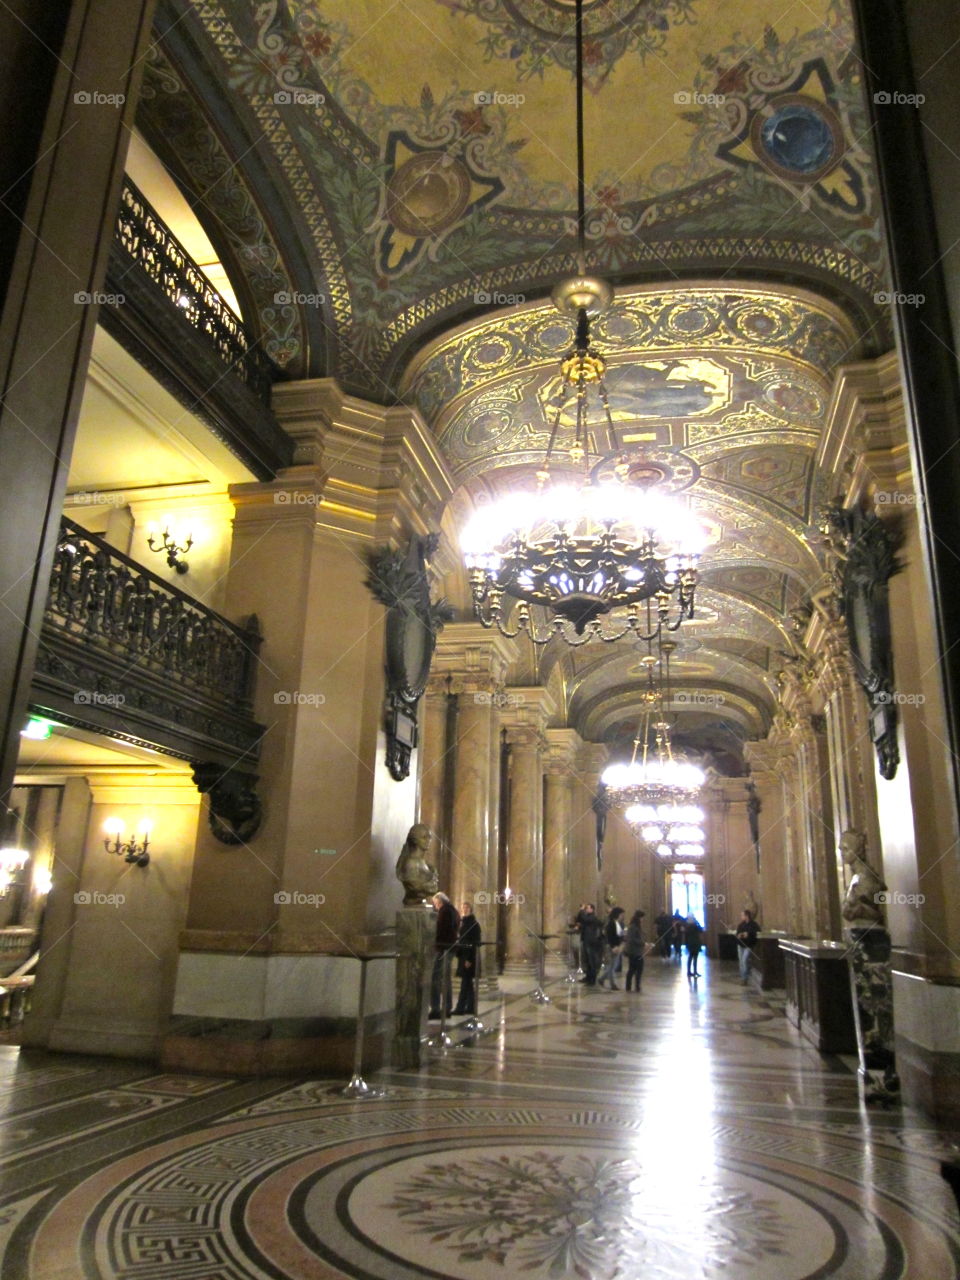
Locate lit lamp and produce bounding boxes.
[0,849,29,896]
[103,817,152,867]
[147,524,192,574]
[460,0,704,646]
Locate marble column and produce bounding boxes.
[503,725,545,966]
[796,714,841,940]
[417,674,451,889]
[543,730,580,967]
[432,625,512,952]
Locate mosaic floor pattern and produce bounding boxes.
[1,958,959,1278]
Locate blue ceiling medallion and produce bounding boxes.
[752,95,842,183]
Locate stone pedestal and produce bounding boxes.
[847,926,900,1103]
[393,906,434,1068]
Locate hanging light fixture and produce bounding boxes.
[461,0,704,647]
[602,640,706,809]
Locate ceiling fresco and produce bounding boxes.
[145,0,889,392]
[140,0,888,770]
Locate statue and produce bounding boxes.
[839,828,886,927]
[743,890,760,923]
[603,883,617,910]
[395,823,439,906]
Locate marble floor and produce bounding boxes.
[1,957,959,1279]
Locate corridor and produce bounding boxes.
[0,958,958,1279]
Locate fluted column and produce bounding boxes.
[502,689,554,966]
[796,714,840,939]
[417,674,451,887]
[432,625,513,944]
[543,730,581,953]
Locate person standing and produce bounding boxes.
[429,893,460,1018]
[654,911,673,960]
[599,906,625,989]
[577,903,604,986]
[453,901,481,1014]
[685,913,704,978]
[624,910,646,992]
[672,910,685,963]
[735,908,760,985]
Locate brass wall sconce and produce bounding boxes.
[103,818,152,867]
[147,526,192,574]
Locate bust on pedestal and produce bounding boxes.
[393,824,438,1068]
[840,828,900,1104]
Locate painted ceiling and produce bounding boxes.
[139,0,890,771]
[144,0,888,389]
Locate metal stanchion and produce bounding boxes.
[427,948,454,1050]
[564,929,584,983]
[333,950,395,1099]
[530,933,558,1004]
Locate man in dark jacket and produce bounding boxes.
[453,901,481,1014]
[735,908,760,984]
[429,893,460,1018]
[576,903,604,986]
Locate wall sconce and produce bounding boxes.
[0,849,29,896]
[147,525,192,575]
[103,818,152,867]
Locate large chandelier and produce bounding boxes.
[460,0,704,647]
[601,640,706,809]
[625,803,706,860]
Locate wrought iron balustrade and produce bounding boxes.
[114,178,275,403]
[46,519,260,711]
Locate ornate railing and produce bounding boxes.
[45,519,259,706]
[114,178,274,403]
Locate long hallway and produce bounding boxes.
[0,958,958,1279]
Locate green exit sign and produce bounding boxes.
[314,847,337,856]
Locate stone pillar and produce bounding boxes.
[417,674,451,888]
[501,689,553,967]
[543,730,581,965]
[163,382,453,1075]
[743,744,789,931]
[796,714,840,940]
[432,625,512,948]
[0,0,158,807]
[571,743,609,909]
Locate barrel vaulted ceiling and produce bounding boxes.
[141,0,890,771]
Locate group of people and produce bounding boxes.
[572,903,647,991]
[652,910,705,977]
[429,893,482,1020]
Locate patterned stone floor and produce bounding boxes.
[1,957,959,1278]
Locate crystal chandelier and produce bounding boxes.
[624,803,706,860]
[460,0,703,647]
[601,640,706,809]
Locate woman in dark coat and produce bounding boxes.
[453,902,481,1015]
[685,914,704,978]
[623,910,646,992]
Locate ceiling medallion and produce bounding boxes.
[460,0,705,647]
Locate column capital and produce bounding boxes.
[433,623,514,687]
[500,686,556,736]
[544,728,583,775]
[578,742,610,779]
[503,724,545,752]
